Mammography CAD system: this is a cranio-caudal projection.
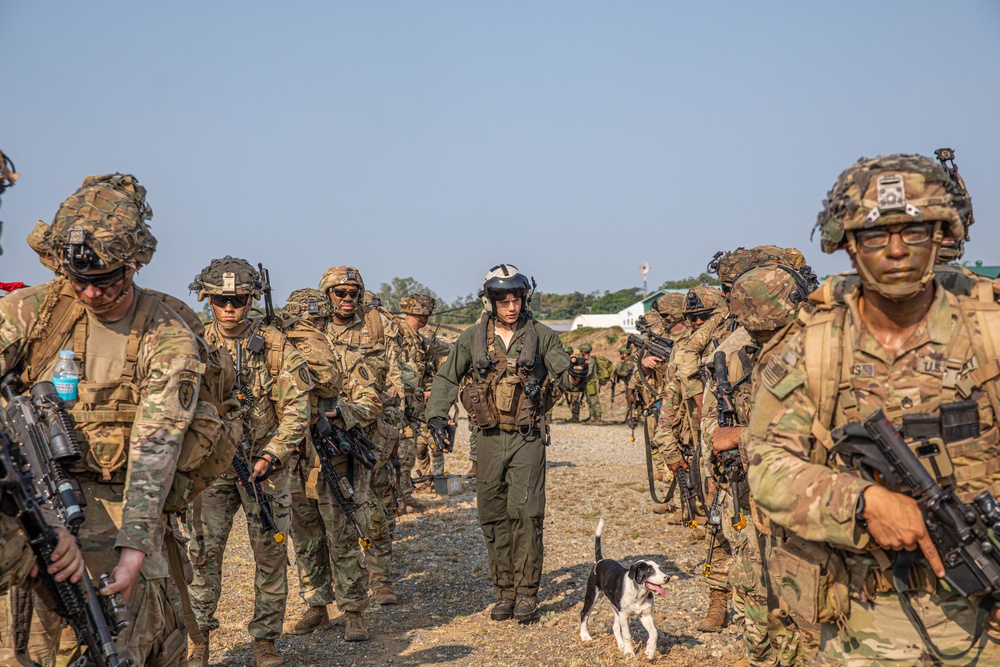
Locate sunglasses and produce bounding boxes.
[210,294,251,308]
[331,288,360,299]
[67,267,126,290]
[854,223,933,251]
[685,309,714,322]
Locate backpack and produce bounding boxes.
[22,281,242,514]
[595,355,615,385]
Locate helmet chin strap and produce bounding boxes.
[847,224,942,303]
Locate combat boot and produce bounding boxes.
[490,596,515,621]
[651,502,672,515]
[344,612,370,641]
[373,584,399,605]
[513,593,537,624]
[695,589,730,632]
[252,638,284,667]
[188,631,209,667]
[286,605,330,635]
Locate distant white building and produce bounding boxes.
[570,289,686,334]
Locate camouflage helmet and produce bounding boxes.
[710,246,807,286]
[319,265,365,294]
[362,291,382,308]
[189,256,261,301]
[579,342,593,353]
[28,174,156,278]
[563,344,574,355]
[683,285,725,315]
[814,154,971,255]
[653,293,686,322]
[281,288,334,320]
[729,265,810,335]
[400,294,435,316]
[636,310,662,333]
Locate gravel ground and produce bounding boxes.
[207,412,743,667]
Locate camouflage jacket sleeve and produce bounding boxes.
[121,305,201,556]
[652,369,683,465]
[746,329,872,549]
[537,322,580,392]
[380,314,408,407]
[262,334,312,464]
[0,283,52,376]
[335,349,382,432]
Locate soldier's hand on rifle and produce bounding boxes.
[252,453,277,482]
[102,547,145,603]
[641,355,662,370]
[35,527,86,584]
[861,485,944,578]
[668,459,689,474]
[711,427,742,454]
[428,416,454,453]
[626,389,635,406]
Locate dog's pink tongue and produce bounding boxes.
[644,582,668,597]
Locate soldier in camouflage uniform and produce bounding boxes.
[4,174,199,666]
[397,294,452,490]
[563,344,584,422]
[748,154,1000,666]
[319,266,408,620]
[279,289,383,641]
[578,343,602,422]
[614,344,635,391]
[701,266,814,667]
[186,257,312,667]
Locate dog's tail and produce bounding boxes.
[595,518,605,562]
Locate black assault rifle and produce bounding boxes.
[832,408,1000,660]
[0,377,131,667]
[702,487,724,576]
[713,351,746,531]
[311,413,372,548]
[675,457,699,530]
[626,332,673,364]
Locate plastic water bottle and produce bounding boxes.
[52,350,80,402]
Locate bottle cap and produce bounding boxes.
[59,350,75,360]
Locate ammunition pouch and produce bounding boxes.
[770,535,850,626]
[460,382,499,430]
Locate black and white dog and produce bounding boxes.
[579,519,670,660]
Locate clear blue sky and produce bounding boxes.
[2,2,999,307]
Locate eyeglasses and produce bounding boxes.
[685,309,714,322]
[210,294,251,308]
[330,288,360,299]
[854,223,933,251]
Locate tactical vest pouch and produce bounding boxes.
[770,535,850,626]
[371,416,401,471]
[940,399,980,443]
[70,380,140,480]
[460,383,499,430]
[495,375,519,412]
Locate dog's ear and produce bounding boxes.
[629,561,653,584]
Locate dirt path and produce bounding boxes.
[209,418,743,666]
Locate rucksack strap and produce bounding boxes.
[24,280,85,384]
[164,526,206,644]
[121,290,160,383]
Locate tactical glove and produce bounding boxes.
[568,357,590,381]
[427,416,455,453]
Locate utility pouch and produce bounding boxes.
[770,536,850,625]
[902,413,955,484]
[514,392,538,428]
[460,383,499,430]
[940,399,980,443]
[495,375,519,413]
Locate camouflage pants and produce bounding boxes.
[366,465,397,589]
[469,424,478,462]
[313,459,371,613]
[704,486,734,594]
[187,468,291,640]
[812,589,1000,666]
[413,425,444,477]
[586,391,603,421]
[567,392,583,420]
[477,428,546,597]
[761,533,818,667]
[288,453,335,608]
[724,491,776,667]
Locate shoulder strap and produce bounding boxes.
[121,290,160,383]
[262,326,285,382]
[363,307,385,344]
[24,281,86,384]
[802,305,848,452]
